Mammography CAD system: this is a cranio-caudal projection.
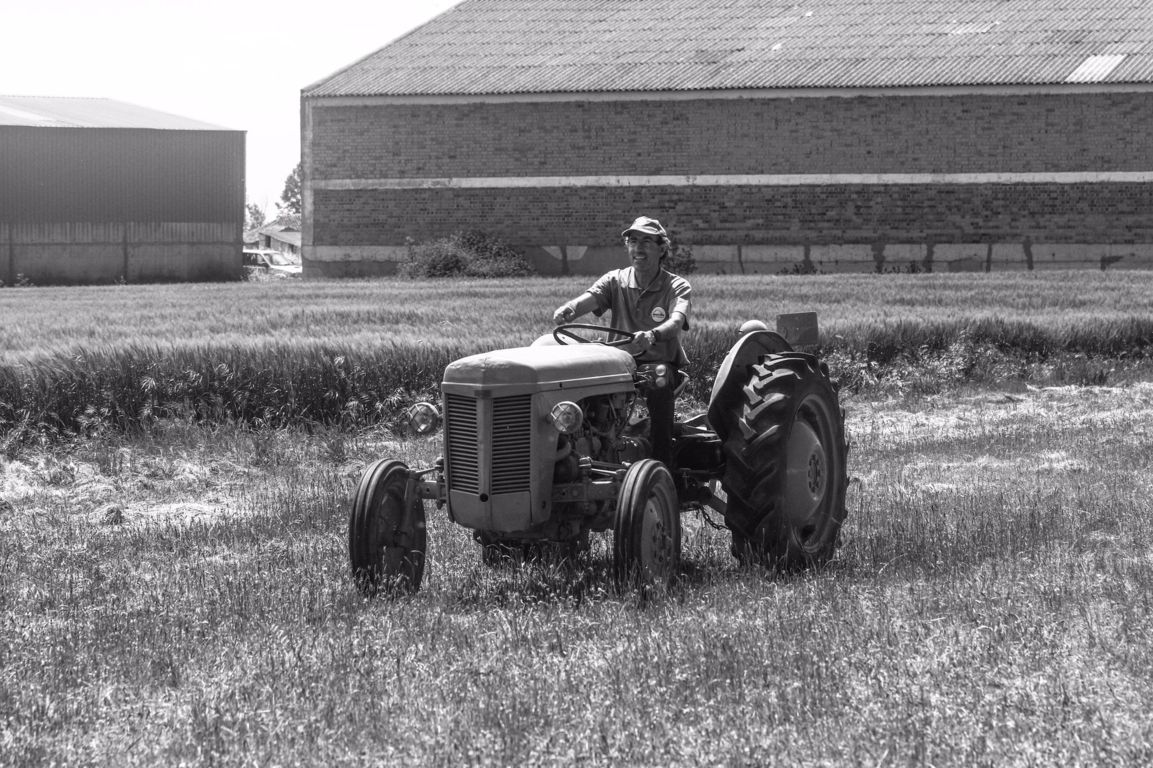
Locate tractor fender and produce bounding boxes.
[706,330,792,441]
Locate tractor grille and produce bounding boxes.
[491,395,532,494]
[445,394,479,493]
[444,393,533,495]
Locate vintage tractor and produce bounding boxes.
[348,315,848,594]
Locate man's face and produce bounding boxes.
[625,233,664,282]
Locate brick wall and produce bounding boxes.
[303,90,1153,275]
[311,182,1153,245]
[310,93,1153,178]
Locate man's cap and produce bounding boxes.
[621,216,668,239]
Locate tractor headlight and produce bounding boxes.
[405,402,441,435]
[654,363,669,389]
[549,401,584,434]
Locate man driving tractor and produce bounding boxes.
[552,216,692,465]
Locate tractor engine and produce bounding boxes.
[440,343,639,534]
[550,390,643,483]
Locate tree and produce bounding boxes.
[279,161,302,217]
[245,203,266,231]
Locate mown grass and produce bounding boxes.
[3,271,1153,440]
[3,384,1153,765]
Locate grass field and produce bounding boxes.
[5,272,1153,361]
[3,272,1153,765]
[3,271,1153,441]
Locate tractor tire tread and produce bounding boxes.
[717,353,849,570]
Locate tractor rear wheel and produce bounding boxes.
[720,354,847,570]
[348,459,427,595]
[613,459,681,588]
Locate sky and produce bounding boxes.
[2,0,461,213]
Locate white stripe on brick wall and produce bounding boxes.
[313,172,1153,190]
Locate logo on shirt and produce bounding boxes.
[650,307,667,323]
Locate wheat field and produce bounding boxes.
[3,272,1153,441]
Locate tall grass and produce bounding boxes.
[3,272,1153,439]
[6,272,1153,360]
[0,341,458,439]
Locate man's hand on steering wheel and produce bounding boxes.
[624,330,655,356]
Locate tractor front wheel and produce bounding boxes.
[348,459,427,596]
[613,459,681,588]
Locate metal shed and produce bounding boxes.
[0,96,244,284]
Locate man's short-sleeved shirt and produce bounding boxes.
[586,266,692,365]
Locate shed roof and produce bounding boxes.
[0,95,231,130]
[305,0,1153,98]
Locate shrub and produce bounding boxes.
[400,231,535,278]
[0,273,35,288]
[660,227,697,275]
[663,243,697,275]
[398,238,469,278]
[778,261,823,276]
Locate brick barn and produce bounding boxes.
[301,0,1153,277]
[1,96,243,285]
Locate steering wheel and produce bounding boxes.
[553,323,636,348]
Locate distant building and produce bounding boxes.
[301,0,1153,276]
[256,223,301,258]
[0,96,244,284]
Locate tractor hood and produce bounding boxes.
[443,344,636,394]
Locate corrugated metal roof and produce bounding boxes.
[0,96,231,130]
[1065,53,1127,82]
[304,0,1153,97]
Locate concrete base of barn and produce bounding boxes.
[2,222,243,285]
[301,241,1153,279]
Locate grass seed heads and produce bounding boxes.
[1,272,1152,441]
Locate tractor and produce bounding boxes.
[348,315,848,594]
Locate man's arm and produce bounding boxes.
[632,310,687,352]
[651,311,687,343]
[552,292,599,325]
